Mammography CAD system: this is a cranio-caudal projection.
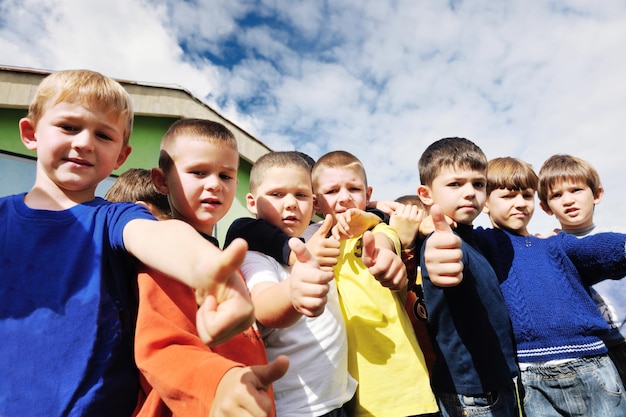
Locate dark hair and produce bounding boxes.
[418,137,487,186]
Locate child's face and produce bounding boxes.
[313,167,372,224]
[155,139,239,235]
[540,181,602,230]
[418,166,486,225]
[247,165,314,238]
[484,188,535,235]
[20,101,131,201]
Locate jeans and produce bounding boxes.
[436,378,524,417]
[522,354,626,417]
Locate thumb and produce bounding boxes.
[313,214,334,238]
[217,237,248,278]
[361,230,378,268]
[288,237,319,267]
[254,355,290,388]
[431,204,453,234]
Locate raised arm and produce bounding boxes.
[124,218,254,344]
[248,238,334,328]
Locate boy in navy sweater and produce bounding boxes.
[417,138,523,417]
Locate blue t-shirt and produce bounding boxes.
[0,194,155,416]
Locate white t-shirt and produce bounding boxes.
[241,251,357,417]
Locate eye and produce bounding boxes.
[96,132,113,141]
[473,182,485,189]
[60,124,79,133]
[220,173,234,180]
[550,192,562,200]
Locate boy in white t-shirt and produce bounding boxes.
[238,151,357,417]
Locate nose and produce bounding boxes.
[337,188,352,204]
[284,194,298,209]
[203,174,221,191]
[461,183,476,198]
[72,130,95,152]
[561,191,574,205]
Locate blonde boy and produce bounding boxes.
[239,151,356,416]
[0,70,254,417]
[312,150,439,417]
[132,119,287,417]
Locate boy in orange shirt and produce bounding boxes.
[128,119,289,416]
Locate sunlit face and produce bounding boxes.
[247,165,314,237]
[160,139,239,235]
[419,166,487,225]
[541,181,602,231]
[313,167,372,224]
[21,100,130,202]
[484,188,535,235]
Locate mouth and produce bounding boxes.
[283,216,299,225]
[65,157,93,167]
[201,198,221,207]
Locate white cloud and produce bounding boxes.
[1,0,625,232]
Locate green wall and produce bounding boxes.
[0,109,256,245]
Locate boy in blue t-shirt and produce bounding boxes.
[0,69,267,416]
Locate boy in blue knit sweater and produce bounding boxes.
[417,138,523,417]
[538,154,626,386]
[428,156,626,416]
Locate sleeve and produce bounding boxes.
[225,217,292,265]
[239,251,284,291]
[134,270,241,416]
[563,232,626,285]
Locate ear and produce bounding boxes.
[483,199,491,214]
[417,185,433,207]
[246,193,257,215]
[114,145,132,170]
[365,186,373,206]
[594,186,604,205]
[151,167,169,195]
[19,118,37,151]
[539,201,553,216]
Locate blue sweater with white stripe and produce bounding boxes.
[473,228,626,363]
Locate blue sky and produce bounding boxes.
[1,0,625,232]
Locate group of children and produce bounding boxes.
[0,69,625,417]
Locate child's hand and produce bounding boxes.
[211,355,290,417]
[389,203,425,250]
[332,208,381,240]
[289,237,334,318]
[361,230,407,290]
[422,205,464,287]
[196,238,255,346]
[418,213,457,238]
[305,215,340,271]
[368,199,402,215]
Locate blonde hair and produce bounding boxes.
[28,69,134,144]
[487,157,538,195]
[158,118,238,172]
[311,150,367,191]
[538,154,602,205]
[249,151,312,195]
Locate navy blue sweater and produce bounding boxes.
[420,224,520,394]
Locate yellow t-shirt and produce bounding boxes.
[335,223,438,417]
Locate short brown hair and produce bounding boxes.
[538,154,602,205]
[311,150,367,191]
[487,157,538,195]
[249,151,312,195]
[104,168,171,218]
[418,137,487,186]
[28,69,134,144]
[158,118,238,172]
